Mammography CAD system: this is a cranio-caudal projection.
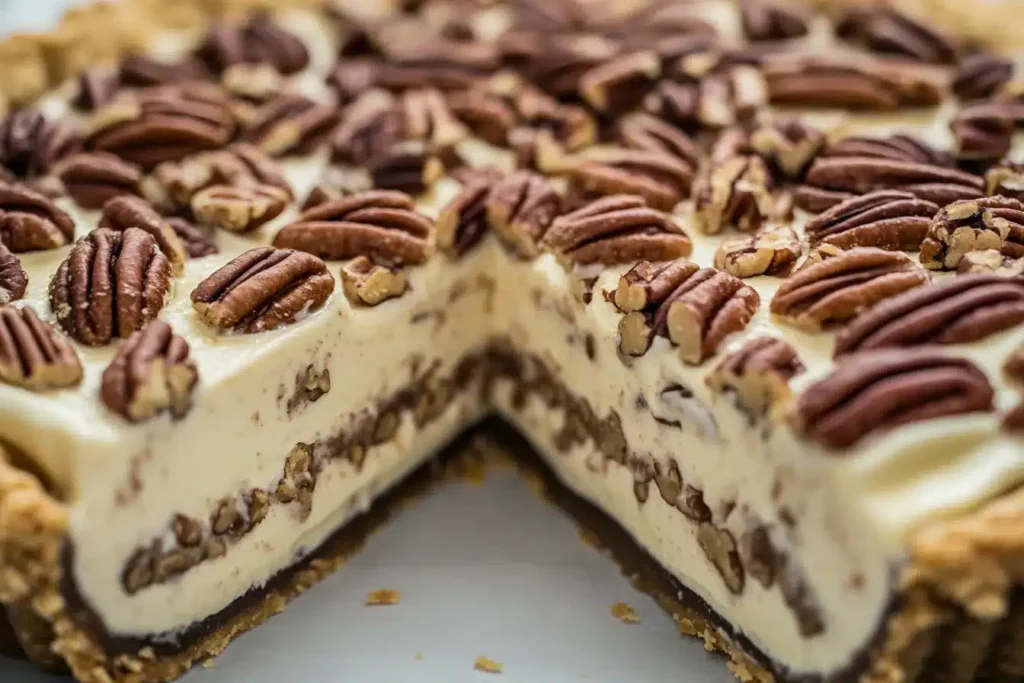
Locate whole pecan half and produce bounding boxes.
[98,195,188,277]
[820,133,953,168]
[0,181,76,252]
[0,107,79,179]
[952,54,1015,102]
[835,7,957,64]
[191,247,334,333]
[804,190,939,252]
[446,88,517,147]
[49,228,172,346]
[771,247,929,331]
[792,349,994,450]
[340,256,408,307]
[541,195,692,267]
[614,259,760,363]
[241,94,340,157]
[835,274,1024,355]
[706,336,804,418]
[101,320,198,422]
[799,157,984,212]
[950,102,1015,162]
[566,146,696,212]
[0,306,82,390]
[437,174,495,257]
[714,224,802,278]
[578,51,661,115]
[239,12,311,75]
[739,0,810,42]
[380,39,499,92]
[0,244,26,304]
[920,197,1024,269]
[273,190,433,265]
[191,183,290,234]
[615,112,702,172]
[486,171,561,258]
[330,91,403,166]
[57,152,142,210]
[86,83,238,170]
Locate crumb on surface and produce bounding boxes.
[365,588,401,606]
[474,655,504,674]
[611,601,640,623]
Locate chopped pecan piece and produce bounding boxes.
[167,217,217,258]
[748,119,825,180]
[739,0,809,42]
[100,320,198,422]
[804,190,939,252]
[0,306,82,390]
[370,142,446,195]
[835,274,1024,355]
[693,129,774,234]
[615,112,701,171]
[191,247,334,333]
[542,195,692,267]
[0,244,26,304]
[714,225,801,278]
[326,58,382,106]
[920,197,1024,269]
[0,181,76,253]
[274,190,432,265]
[697,523,744,594]
[399,88,469,155]
[986,161,1024,202]
[568,146,696,212]
[73,68,119,113]
[340,256,408,307]
[513,85,597,152]
[800,157,984,211]
[956,250,1024,276]
[792,349,994,450]
[242,94,340,157]
[706,337,804,418]
[771,247,929,331]
[578,51,661,115]
[486,171,561,258]
[98,195,188,275]
[437,175,494,257]
[221,63,283,104]
[836,7,957,64]
[57,152,142,210]
[952,54,1015,101]
[614,259,758,364]
[650,62,767,129]
[49,228,172,346]
[0,107,79,179]
[86,83,237,170]
[950,102,1015,162]
[191,183,291,234]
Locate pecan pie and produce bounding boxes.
[0,1,1021,683]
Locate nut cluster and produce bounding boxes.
[919,196,1024,270]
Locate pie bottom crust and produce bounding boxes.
[1,346,1023,683]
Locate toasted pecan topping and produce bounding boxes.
[381,38,499,92]
[101,320,198,422]
[986,161,1024,203]
[486,171,561,258]
[57,152,142,210]
[274,190,433,265]
[86,83,237,170]
[196,14,309,75]
[242,93,340,157]
[118,54,211,87]
[191,183,291,234]
[614,259,758,363]
[447,88,517,147]
[0,244,26,304]
[167,217,218,259]
[437,175,494,257]
[578,51,661,115]
[804,190,939,252]
[99,195,188,275]
[800,156,984,212]
[739,0,809,42]
[693,129,774,234]
[761,55,903,110]
[542,195,692,267]
[793,349,994,450]
[0,306,81,390]
[514,85,597,152]
[952,54,1015,101]
[714,225,801,278]
[0,181,76,252]
[821,134,953,168]
[326,58,382,106]
[340,256,408,307]
[950,102,1015,162]
[644,61,767,129]
[370,142,446,195]
[0,107,79,179]
[920,197,1024,270]
[615,112,702,172]
[748,119,825,179]
[568,145,696,212]
[836,7,958,64]
[771,247,929,331]
[835,274,1024,355]
[956,250,1024,276]
[221,63,284,104]
[49,228,171,346]
[706,336,804,418]
[191,247,334,333]
[331,91,403,166]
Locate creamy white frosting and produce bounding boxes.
[0,1,1022,678]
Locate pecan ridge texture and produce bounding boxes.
[0,306,82,390]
